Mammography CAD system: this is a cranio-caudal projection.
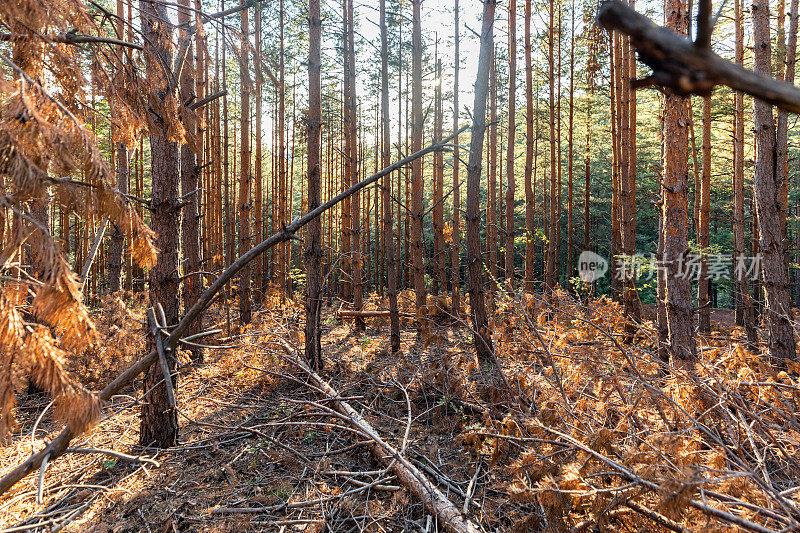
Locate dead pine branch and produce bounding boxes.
[0,124,469,499]
[596,0,800,113]
[276,348,480,533]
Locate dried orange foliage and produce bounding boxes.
[0,0,158,438]
[461,290,800,531]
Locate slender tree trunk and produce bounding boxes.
[733,0,757,346]
[545,0,557,291]
[662,0,696,368]
[466,0,497,369]
[411,0,426,318]
[451,0,461,313]
[566,0,574,283]
[108,143,127,293]
[523,0,535,292]
[179,0,204,359]
[505,0,517,286]
[752,0,797,365]
[381,0,401,353]
[238,5,252,325]
[305,0,323,370]
[139,0,180,448]
[278,0,287,299]
[253,3,263,304]
[487,49,498,299]
[108,0,127,294]
[434,52,445,295]
[698,96,711,333]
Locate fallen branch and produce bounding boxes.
[596,0,800,113]
[0,124,469,498]
[281,351,480,533]
[336,309,414,319]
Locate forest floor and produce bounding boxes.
[0,289,799,532]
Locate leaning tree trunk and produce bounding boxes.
[139,0,180,448]
[661,0,696,368]
[465,0,498,369]
[305,0,323,370]
[752,0,797,365]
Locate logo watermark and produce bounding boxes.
[576,252,764,282]
[577,251,609,283]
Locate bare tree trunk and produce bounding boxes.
[178,0,203,360]
[108,143,127,293]
[698,95,711,333]
[238,5,252,325]
[343,0,363,330]
[487,49,498,299]
[752,0,797,365]
[411,0,426,318]
[566,0,574,282]
[523,0,535,292]
[253,3,263,304]
[381,0,401,353]
[139,0,180,448]
[661,0,696,368]
[305,0,323,371]
[434,51,445,295]
[451,0,461,313]
[505,0,517,286]
[545,0,557,291]
[466,0,497,368]
[733,0,757,347]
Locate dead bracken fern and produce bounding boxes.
[0,0,158,438]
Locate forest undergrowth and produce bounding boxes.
[0,288,798,532]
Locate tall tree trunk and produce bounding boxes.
[253,3,263,304]
[620,26,640,333]
[545,1,557,291]
[505,0,517,285]
[523,0,535,292]
[566,0,574,283]
[778,0,798,293]
[305,0,323,370]
[346,0,363,330]
[108,0,128,294]
[381,0,401,353]
[733,0,757,346]
[278,0,288,299]
[411,0,426,318]
[433,52,445,295]
[451,0,461,313]
[466,0,497,368]
[179,0,204,359]
[752,0,797,365]
[662,0,696,368]
[698,96,711,333]
[239,5,252,325]
[487,49,498,299]
[139,0,180,448]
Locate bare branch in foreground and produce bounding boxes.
[596,0,800,113]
